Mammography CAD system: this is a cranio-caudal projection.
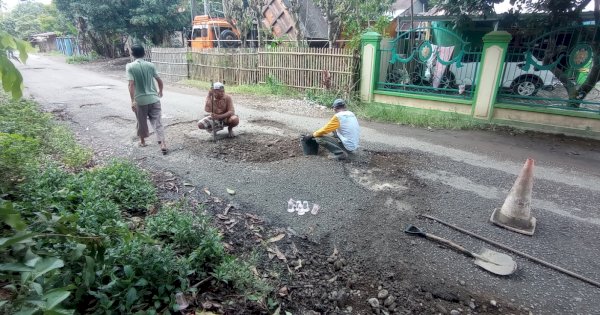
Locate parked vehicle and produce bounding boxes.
[190,15,241,49]
[445,52,561,96]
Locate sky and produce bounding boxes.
[494,0,595,13]
[1,0,597,13]
[2,0,52,11]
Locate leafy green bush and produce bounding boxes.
[0,97,52,139]
[146,204,225,270]
[0,199,79,315]
[91,237,190,314]
[48,125,93,168]
[0,132,40,190]
[212,254,271,298]
[306,90,340,107]
[81,161,157,213]
[17,165,79,216]
[265,74,296,96]
[0,95,91,170]
[75,197,123,233]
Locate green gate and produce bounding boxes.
[497,26,600,113]
[377,26,482,99]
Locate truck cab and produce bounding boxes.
[190,15,241,49]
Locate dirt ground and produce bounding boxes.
[32,55,600,315]
[149,168,527,315]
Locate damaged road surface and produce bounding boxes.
[18,55,600,314]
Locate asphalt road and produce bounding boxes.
[18,54,600,314]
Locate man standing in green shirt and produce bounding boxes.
[126,44,167,154]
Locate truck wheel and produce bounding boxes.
[219,30,239,48]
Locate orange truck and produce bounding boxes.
[190,15,241,49]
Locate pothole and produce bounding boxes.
[248,119,288,129]
[75,85,114,90]
[100,115,135,123]
[348,151,424,193]
[80,103,102,108]
[185,133,304,162]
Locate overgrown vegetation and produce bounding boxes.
[0,95,91,192]
[0,93,271,314]
[66,54,97,64]
[350,102,488,130]
[182,75,299,98]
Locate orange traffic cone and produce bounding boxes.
[490,158,537,236]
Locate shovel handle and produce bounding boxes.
[425,233,474,258]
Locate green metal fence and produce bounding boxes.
[497,26,600,113]
[377,26,482,100]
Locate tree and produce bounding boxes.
[436,0,600,107]
[54,0,188,57]
[314,0,394,47]
[222,0,262,47]
[331,0,393,49]
[128,0,189,45]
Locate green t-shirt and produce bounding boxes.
[126,59,160,106]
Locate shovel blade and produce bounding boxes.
[473,248,517,276]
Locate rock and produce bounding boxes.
[336,289,349,308]
[436,303,448,314]
[469,301,476,309]
[410,240,417,246]
[490,299,497,307]
[381,310,390,315]
[450,310,460,315]
[334,260,344,271]
[459,280,465,286]
[384,295,396,307]
[424,292,433,301]
[378,289,389,299]
[128,216,143,229]
[432,290,459,302]
[329,291,338,301]
[368,298,380,309]
[574,297,583,302]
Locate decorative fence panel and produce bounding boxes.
[258,47,357,91]
[150,47,357,92]
[189,48,258,85]
[497,26,600,113]
[378,26,482,100]
[148,48,188,83]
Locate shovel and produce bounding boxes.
[404,225,517,276]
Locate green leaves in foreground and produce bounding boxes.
[0,30,29,99]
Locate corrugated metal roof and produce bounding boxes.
[297,0,327,39]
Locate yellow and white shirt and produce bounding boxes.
[313,110,360,151]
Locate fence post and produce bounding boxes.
[472,31,512,119]
[360,32,382,102]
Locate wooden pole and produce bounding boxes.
[209,80,217,142]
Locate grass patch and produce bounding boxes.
[66,54,97,64]
[0,94,92,191]
[181,75,298,98]
[350,102,489,130]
